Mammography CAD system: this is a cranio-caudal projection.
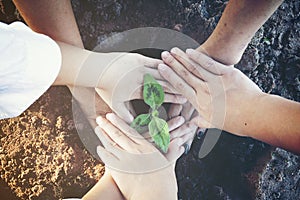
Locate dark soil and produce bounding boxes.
[0,0,299,199]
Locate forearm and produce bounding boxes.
[13,0,83,48]
[199,0,283,65]
[239,93,300,154]
[83,173,124,200]
[129,171,178,200]
[53,42,122,87]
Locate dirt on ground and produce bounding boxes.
[0,0,299,200]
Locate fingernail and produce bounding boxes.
[170,47,179,54]
[106,113,114,120]
[183,143,190,154]
[186,48,194,55]
[96,116,104,125]
[128,115,134,123]
[161,51,170,59]
[96,145,101,152]
[177,116,185,124]
[197,128,207,139]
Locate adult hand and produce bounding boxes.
[161,49,203,153]
[167,102,198,154]
[95,113,182,200]
[158,48,263,135]
[95,52,186,123]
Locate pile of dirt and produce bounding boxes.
[0,87,104,200]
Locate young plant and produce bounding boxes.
[131,74,170,153]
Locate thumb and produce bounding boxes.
[191,115,212,129]
[113,102,134,123]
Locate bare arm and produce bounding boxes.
[13,0,84,48]
[199,0,283,65]
[159,48,300,155]
[82,173,124,200]
[12,1,124,199]
[247,94,300,154]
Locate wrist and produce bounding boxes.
[83,172,124,200]
[197,42,245,66]
[131,168,178,200]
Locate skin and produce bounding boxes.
[199,0,283,65]
[158,48,300,155]
[12,1,188,199]
[95,113,182,200]
[167,0,284,150]
[11,0,292,199]
[54,42,186,123]
[13,0,186,124]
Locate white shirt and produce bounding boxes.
[0,22,61,119]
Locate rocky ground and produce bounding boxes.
[0,0,299,199]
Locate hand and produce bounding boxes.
[158,48,263,135]
[162,49,205,153]
[95,113,182,200]
[167,103,198,154]
[95,52,186,123]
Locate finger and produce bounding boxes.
[105,113,146,145]
[96,115,137,151]
[191,115,212,128]
[161,51,201,87]
[168,116,185,131]
[157,80,180,94]
[187,110,201,145]
[181,102,195,120]
[158,64,197,105]
[164,93,187,104]
[94,88,135,123]
[169,121,198,139]
[142,56,163,68]
[181,131,196,154]
[130,83,185,103]
[186,49,230,75]
[112,102,134,123]
[96,145,119,163]
[94,126,121,151]
[166,138,185,161]
[169,47,210,81]
[185,130,197,152]
[168,104,183,119]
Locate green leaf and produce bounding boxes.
[148,117,170,153]
[143,74,165,109]
[130,113,151,133]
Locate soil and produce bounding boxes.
[0,0,299,200]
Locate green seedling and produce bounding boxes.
[131,74,170,153]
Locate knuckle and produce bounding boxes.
[113,130,122,137]
[205,59,215,68]
[189,89,196,97]
[181,69,189,77]
[166,54,176,64]
[176,81,184,89]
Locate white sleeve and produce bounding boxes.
[0,22,61,119]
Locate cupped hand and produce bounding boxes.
[95,52,186,123]
[158,48,263,135]
[95,113,181,200]
[166,101,199,155]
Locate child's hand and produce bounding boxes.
[95,113,183,199]
[95,52,186,123]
